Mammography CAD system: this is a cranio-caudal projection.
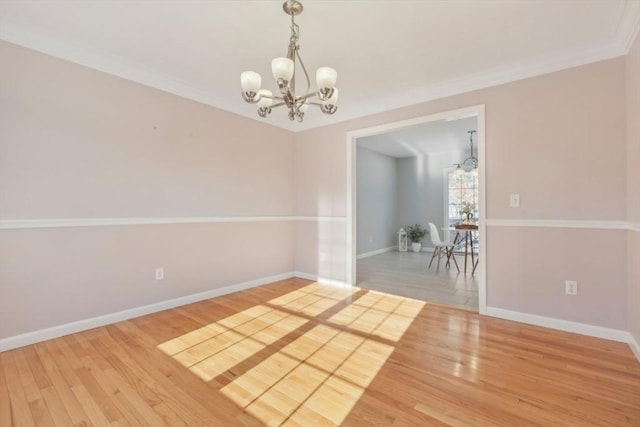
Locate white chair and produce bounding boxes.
[427,223,460,273]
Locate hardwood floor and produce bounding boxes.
[357,250,479,310]
[2,278,639,426]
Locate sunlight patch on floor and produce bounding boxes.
[158,283,426,426]
[158,305,309,381]
[221,325,394,426]
[326,289,425,342]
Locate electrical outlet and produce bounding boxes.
[369,235,373,243]
[155,267,164,281]
[565,280,577,295]
[509,193,520,207]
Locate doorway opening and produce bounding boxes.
[346,105,486,314]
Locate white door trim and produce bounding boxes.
[346,104,487,315]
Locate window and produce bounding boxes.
[447,170,478,225]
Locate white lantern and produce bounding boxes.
[398,228,408,252]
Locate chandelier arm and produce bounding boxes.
[270,101,288,109]
[297,91,320,102]
[260,93,284,101]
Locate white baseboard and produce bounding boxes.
[485,306,633,344]
[294,271,351,288]
[356,246,396,259]
[4,273,637,364]
[0,271,296,352]
[629,335,640,362]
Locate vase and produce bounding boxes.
[411,242,422,252]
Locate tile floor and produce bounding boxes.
[356,249,479,310]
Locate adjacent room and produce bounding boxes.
[1,1,639,425]
[355,116,481,310]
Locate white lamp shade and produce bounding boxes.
[299,102,309,113]
[257,90,273,108]
[241,71,261,92]
[324,87,339,105]
[271,57,294,81]
[316,67,337,89]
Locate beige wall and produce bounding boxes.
[627,32,640,348]
[0,41,296,339]
[0,222,294,337]
[1,34,638,344]
[0,43,294,218]
[294,57,629,330]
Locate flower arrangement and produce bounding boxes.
[405,224,427,243]
[460,202,477,221]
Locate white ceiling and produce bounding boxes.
[357,116,477,158]
[1,0,639,132]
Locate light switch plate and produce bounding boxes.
[509,194,520,207]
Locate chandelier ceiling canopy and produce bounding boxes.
[240,0,338,123]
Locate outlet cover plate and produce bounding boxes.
[565,280,577,295]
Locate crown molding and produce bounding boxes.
[0,19,226,108]
[1,5,639,133]
[293,39,633,132]
[616,0,640,53]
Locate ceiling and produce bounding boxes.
[1,1,639,132]
[357,116,477,158]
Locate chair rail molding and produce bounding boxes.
[0,216,347,229]
[485,218,632,230]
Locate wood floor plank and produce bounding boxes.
[27,398,55,427]
[32,342,94,427]
[38,386,74,427]
[0,353,15,427]
[21,346,52,391]
[1,351,36,427]
[12,348,42,404]
[70,383,113,427]
[1,278,639,426]
[102,319,253,426]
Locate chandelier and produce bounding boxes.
[453,130,478,175]
[240,0,338,122]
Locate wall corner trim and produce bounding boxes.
[0,271,296,352]
[485,306,634,345]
